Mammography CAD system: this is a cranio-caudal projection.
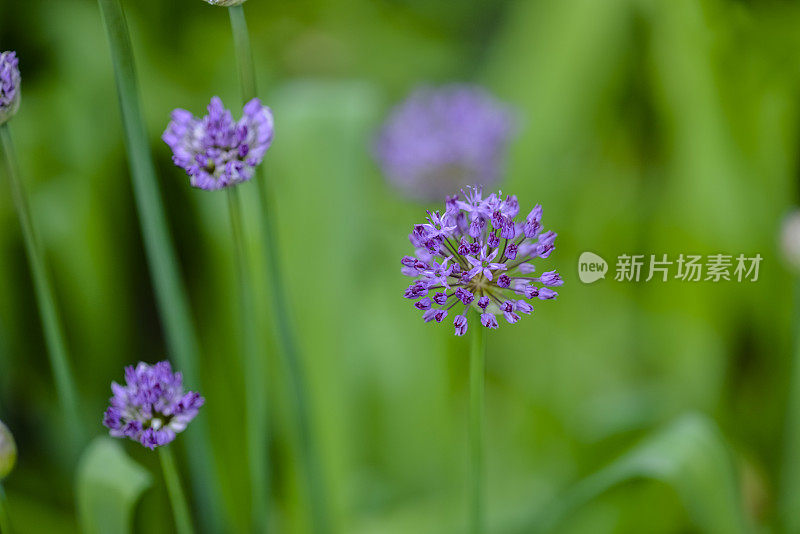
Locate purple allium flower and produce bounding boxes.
[163,96,273,191]
[0,420,16,480]
[0,52,21,125]
[402,186,561,334]
[103,361,204,450]
[374,85,516,201]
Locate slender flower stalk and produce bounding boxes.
[0,484,11,534]
[160,446,195,534]
[780,212,800,532]
[0,123,83,450]
[227,188,270,532]
[94,1,224,529]
[226,5,332,532]
[469,309,486,534]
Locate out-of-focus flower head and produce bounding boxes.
[374,84,517,201]
[203,0,248,6]
[781,209,800,273]
[0,420,16,480]
[103,361,204,450]
[402,186,561,335]
[0,51,21,125]
[163,96,274,191]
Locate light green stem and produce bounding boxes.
[469,310,486,534]
[159,447,195,534]
[94,1,223,530]
[781,281,800,532]
[0,483,11,534]
[226,189,270,532]
[0,125,82,451]
[228,6,332,533]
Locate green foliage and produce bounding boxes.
[76,438,151,534]
[527,414,750,534]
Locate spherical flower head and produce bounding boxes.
[401,186,561,335]
[0,51,21,125]
[0,421,16,480]
[782,209,800,273]
[103,361,204,450]
[204,0,248,5]
[374,85,517,201]
[163,96,274,191]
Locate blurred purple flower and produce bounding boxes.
[103,361,204,450]
[163,96,273,191]
[0,51,21,125]
[374,85,516,201]
[401,186,561,335]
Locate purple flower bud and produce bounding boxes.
[455,288,475,305]
[480,314,499,329]
[487,231,500,248]
[434,309,448,323]
[539,270,564,287]
[454,315,468,336]
[524,285,539,299]
[415,297,432,310]
[500,218,516,239]
[469,217,486,238]
[477,296,490,310]
[505,243,518,260]
[401,256,417,269]
[503,311,520,324]
[524,205,543,238]
[0,52,21,125]
[458,238,471,256]
[519,263,537,274]
[497,274,511,288]
[433,292,448,306]
[516,300,534,314]
[491,210,504,230]
[404,281,429,299]
[423,309,438,322]
[538,287,558,300]
[536,231,557,258]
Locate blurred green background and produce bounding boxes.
[0,0,798,532]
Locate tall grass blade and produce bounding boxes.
[94,1,224,529]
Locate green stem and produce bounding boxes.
[94,1,224,530]
[469,310,486,534]
[228,6,332,533]
[0,483,11,534]
[226,189,270,532]
[159,447,195,534]
[0,124,82,451]
[781,281,800,533]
